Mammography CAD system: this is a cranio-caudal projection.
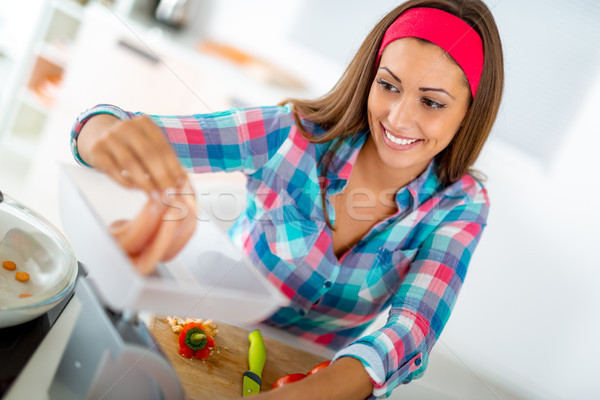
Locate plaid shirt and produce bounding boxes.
[72,103,489,398]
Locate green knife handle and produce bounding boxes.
[248,330,266,376]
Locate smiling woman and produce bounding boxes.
[70,0,503,399]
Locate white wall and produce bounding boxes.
[443,2,600,397]
[447,70,600,399]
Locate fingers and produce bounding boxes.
[131,201,187,275]
[109,193,167,255]
[157,189,198,261]
[132,220,179,274]
[135,116,188,191]
[96,141,155,192]
[87,115,187,193]
[117,117,180,192]
[112,183,198,275]
[92,151,135,189]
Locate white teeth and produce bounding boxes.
[385,129,419,145]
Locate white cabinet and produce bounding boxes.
[57,2,299,119]
[57,3,217,120]
[1,0,314,161]
[0,0,88,156]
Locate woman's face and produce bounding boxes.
[367,37,471,179]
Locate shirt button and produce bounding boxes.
[414,357,422,366]
[323,280,332,288]
[298,309,306,316]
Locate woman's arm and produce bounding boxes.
[72,103,295,192]
[250,357,373,400]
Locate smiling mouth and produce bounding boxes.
[384,128,421,145]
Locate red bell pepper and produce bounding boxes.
[178,322,216,360]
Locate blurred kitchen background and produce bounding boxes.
[1,0,599,399]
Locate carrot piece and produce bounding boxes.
[15,272,30,282]
[19,293,32,298]
[2,261,16,271]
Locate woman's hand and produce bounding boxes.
[110,182,198,274]
[77,114,187,193]
[77,113,197,273]
[239,357,373,400]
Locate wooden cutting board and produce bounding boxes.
[149,317,329,399]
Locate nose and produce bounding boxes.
[388,97,415,131]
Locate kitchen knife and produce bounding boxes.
[242,329,266,397]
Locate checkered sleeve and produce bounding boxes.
[333,190,490,399]
[70,103,294,173]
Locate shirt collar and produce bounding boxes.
[396,159,441,210]
[323,132,442,210]
[325,133,368,182]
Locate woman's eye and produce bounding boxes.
[422,98,446,109]
[376,79,398,92]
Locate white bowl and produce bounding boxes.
[0,193,77,328]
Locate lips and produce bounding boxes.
[380,124,422,151]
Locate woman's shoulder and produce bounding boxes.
[416,170,490,228]
[446,170,490,207]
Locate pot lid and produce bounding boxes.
[0,190,78,311]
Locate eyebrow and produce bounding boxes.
[378,66,455,100]
[419,87,455,100]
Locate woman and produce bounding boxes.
[71,0,503,398]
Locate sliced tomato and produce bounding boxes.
[307,360,332,375]
[271,373,307,389]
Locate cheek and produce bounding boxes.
[367,90,379,132]
[423,113,464,146]
[367,95,375,121]
[437,131,458,150]
[367,84,384,118]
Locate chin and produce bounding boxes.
[375,141,431,178]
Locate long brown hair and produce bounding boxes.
[282,0,504,227]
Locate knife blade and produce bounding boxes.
[242,329,266,397]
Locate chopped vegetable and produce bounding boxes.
[15,271,30,282]
[178,322,216,360]
[308,360,332,375]
[166,315,218,337]
[206,336,215,348]
[178,346,193,358]
[271,360,332,390]
[185,328,207,350]
[172,325,183,334]
[2,261,16,271]
[271,373,307,389]
[19,293,32,298]
[194,347,211,359]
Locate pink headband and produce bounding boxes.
[377,7,484,97]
